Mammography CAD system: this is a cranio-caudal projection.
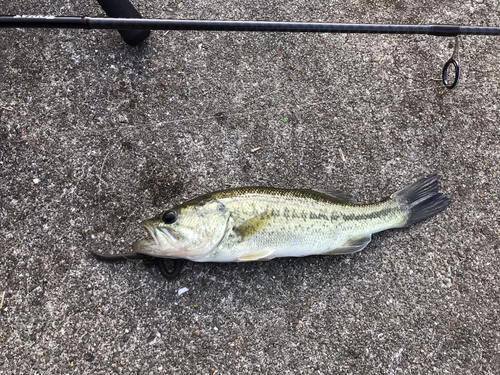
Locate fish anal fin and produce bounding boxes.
[234,211,273,242]
[237,249,274,262]
[309,189,357,204]
[323,234,372,255]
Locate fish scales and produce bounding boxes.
[211,191,405,261]
[131,175,450,262]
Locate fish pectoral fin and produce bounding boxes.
[234,211,273,243]
[308,189,358,204]
[324,234,372,255]
[237,249,274,262]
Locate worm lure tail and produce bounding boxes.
[90,251,183,279]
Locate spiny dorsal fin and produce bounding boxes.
[323,234,372,255]
[234,211,273,242]
[309,189,358,204]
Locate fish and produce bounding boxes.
[132,174,450,262]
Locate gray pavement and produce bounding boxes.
[1,0,500,374]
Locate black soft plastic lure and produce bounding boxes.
[90,250,183,279]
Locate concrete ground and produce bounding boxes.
[1,0,500,374]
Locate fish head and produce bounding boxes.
[132,199,231,260]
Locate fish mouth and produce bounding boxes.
[132,220,175,255]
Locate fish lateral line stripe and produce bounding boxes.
[309,212,331,221]
[340,207,399,222]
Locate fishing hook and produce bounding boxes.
[90,250,183,279]
[442,36,461,89]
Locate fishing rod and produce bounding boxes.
[2,0,499,90]
[2,0,500,85]
[3,14,497,89]
[4,15,500,36]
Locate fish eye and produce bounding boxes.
[162,211,177,224]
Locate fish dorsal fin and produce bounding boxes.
[308,189,358,204]
[234,211,273,242]
[324,235,372,255]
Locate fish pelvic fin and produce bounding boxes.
[237,249,274,262]
[392,174,451,227]
[323,234,372,255]
[234,211,273,242]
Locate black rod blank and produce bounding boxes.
[2,16,500,36]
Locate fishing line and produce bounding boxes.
[103,80,498,135]
[1,6,499,135]
[0,79,497,148]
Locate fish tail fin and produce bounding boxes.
[392,174,451,227]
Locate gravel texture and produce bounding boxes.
[1,0,500,374]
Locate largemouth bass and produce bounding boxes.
[132,174,450,262]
